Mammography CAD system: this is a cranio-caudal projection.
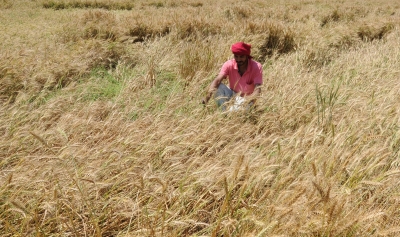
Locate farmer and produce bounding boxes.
[202,42,263,111]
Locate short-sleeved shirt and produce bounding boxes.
[219,59,263,96]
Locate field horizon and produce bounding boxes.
[1,0,400,236]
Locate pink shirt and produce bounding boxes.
[219,59,263,96]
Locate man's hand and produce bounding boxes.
[248,85,261,106]
[202,74,225,106]
[202,92,212,105]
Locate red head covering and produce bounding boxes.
[231,42,252,58]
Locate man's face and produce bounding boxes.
[234,54,248,66]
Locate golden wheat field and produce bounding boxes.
[1,0,400,236]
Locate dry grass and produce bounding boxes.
[41,0,135,10]
[1,0,400,236]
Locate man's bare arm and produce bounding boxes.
[202,74,226,104]
[249,84,261,105]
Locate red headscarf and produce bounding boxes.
[231,42,252,58]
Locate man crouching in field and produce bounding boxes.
[202,42,263,111]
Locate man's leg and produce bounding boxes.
[214,83,233,111]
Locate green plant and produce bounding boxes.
[315,80,341,128]
[82,68,123,101]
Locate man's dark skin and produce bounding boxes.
[202,54,261,105]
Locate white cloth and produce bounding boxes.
[228,96,246,111]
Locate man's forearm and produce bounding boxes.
[204,90,213,103]
[253,87,261,97]
[203,75,225,104]
[249,86,261,104]
[202,81,219,104]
